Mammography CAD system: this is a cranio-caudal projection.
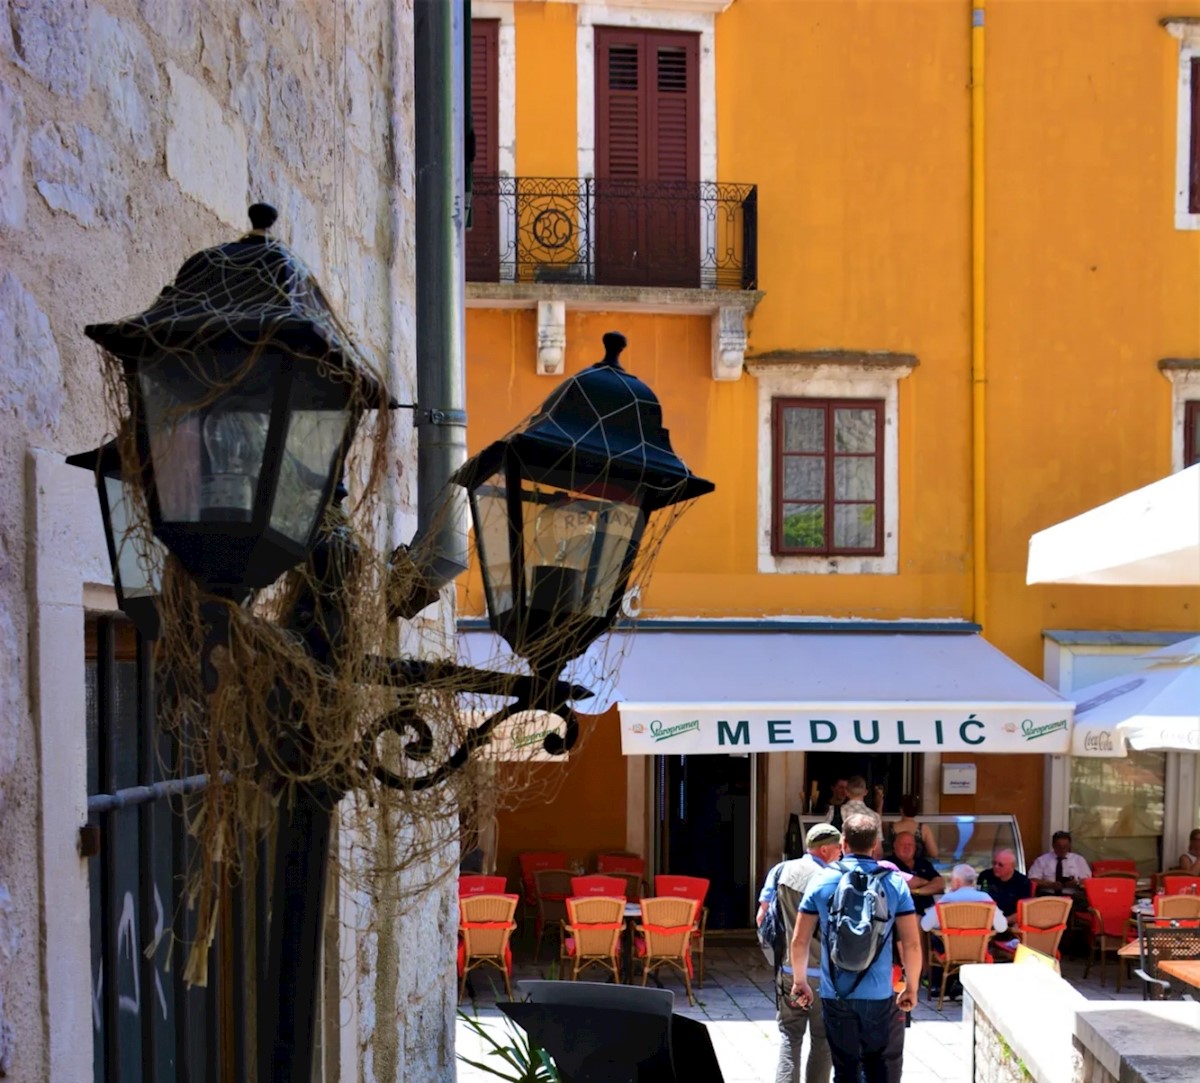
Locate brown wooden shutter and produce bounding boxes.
[466,19,500,281]
[595,27,699,286]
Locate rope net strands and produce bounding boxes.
[87,214,702,985]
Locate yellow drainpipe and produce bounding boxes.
[971,1,987,631]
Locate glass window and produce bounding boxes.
[1186,400,1199,468]
[772,398,884,556]
[1069,749,1165,874]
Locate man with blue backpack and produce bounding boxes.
[788,814,922,1083]
[757,822,843,1083]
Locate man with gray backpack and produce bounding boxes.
[756,822,843,1083]
[788,814,922,1083]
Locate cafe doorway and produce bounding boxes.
[805,752,923,819]
[653,753,761,929]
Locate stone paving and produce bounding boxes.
[455,937,1144,1081]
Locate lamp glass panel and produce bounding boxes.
[139,352,274,526]
[103,475,162,598]
[268,409,349,544]
[139,373,203,522]
[522,481,643,619]
[470,472,514,617]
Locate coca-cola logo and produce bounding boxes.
[1083,730,1115,752]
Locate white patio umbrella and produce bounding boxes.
[1070,636,1200,756]
[1026,464,1200,586]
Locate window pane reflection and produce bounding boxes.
[1069,749,1165,874]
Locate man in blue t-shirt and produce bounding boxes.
[789,814,922,1083]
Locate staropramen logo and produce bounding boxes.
[1021,717,1068,742]
[649,719,701,743]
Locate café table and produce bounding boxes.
[1158,960,1200,990]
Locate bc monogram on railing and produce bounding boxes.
[467,177,758,291]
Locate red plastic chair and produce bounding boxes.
[571,875,628,897]
[1080,876,1138,989]
[517,851,567,932]
[654,876,711,986]
[1092,859,1138,877]
[597,853,645,877]
[1162,874,1200,896]
[459,875,507,897]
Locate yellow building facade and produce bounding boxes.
[463,0,1200,924]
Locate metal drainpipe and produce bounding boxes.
[413,0,469,591]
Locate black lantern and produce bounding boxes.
[454,332,714,664]
[66,437,165,640]
[84,204,393,595]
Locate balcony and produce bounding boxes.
[465,177,762,381]
[466,177,758,291]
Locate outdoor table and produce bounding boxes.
[1158,960,1200,990]
[1117,939,1142,959]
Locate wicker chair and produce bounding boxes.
[533,869,575,961]
[635,897,699,1007]
[654,875,710,987]
[561,896,626,983]
[927,901,997,1010]
[994,896,1072,965]
[1155,895,1200,921]
[457,893,519,1000]
[1133,920,1200,1000]
[517,851,567,935]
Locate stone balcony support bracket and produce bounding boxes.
[467,283,764,380]
[536,300,566,376]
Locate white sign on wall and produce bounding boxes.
[618,704,1073,756]
[942,762,978,795]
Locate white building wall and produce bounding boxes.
[0,2,453,1079]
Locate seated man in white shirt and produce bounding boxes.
[1027,831,1092,893]
[919,864,1008,935]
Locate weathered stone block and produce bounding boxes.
[0,273,62,435]
[138,0,198,54]
[30,122,126,227]
[4,0,90,99]
[165,62,248,227]
[88,6,160,162]
[0,81,27,229]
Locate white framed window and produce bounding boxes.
[1165,20,1200,229]
[746,354,916,575]
[1160,358,1200,471]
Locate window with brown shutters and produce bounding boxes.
[595,27,699,287]
[466,19,499,282]
[772,399,886,557]
[1186,400,1200,468]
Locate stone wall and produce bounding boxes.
[0,1,449,1079]
[972,1002,1038,1083]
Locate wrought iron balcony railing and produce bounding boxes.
[467,177,758,292]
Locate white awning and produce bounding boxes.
[610,631,1073,755]
[1070,637,1200,757]
[1026,464,1200,586]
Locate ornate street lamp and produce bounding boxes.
[455,331,714,667]
[66,436,165,640]
[83,203,393,596]
[78,207,714,1081]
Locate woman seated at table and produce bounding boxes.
[1178,828,1200,872]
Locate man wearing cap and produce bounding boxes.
[756,823,843,1083]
